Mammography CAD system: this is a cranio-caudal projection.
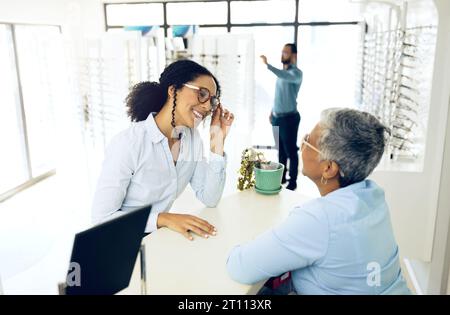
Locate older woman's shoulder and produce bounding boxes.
[310,180,388,224]
[290,197,351,229]
[290,198,330,221]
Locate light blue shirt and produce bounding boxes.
[267,63,302,115]
[227,180,411,295]
[91,113,226,233]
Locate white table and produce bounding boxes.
[122,188,311,295]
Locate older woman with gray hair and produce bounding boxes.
[227,108,411,295]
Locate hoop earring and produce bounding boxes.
[320,176,328,185]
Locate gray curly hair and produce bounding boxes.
[318,108,390,187]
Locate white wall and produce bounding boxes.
[360,0,448,264]
[0,0,106,294]
[426,0,450,289]
[360,0,450,293]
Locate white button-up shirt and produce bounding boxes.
[91,113,227,233]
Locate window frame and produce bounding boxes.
[0,22,60,202]
[103,0,364,44]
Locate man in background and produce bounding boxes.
[261,43,303,191]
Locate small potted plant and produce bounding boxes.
[237,148,284,194]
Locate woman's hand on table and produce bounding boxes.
[157,213,217,241]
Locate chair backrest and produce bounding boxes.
[62,205,151,295]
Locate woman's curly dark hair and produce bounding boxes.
[126,59,221,125]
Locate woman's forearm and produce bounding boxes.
[210,144,224,156]
[156,212,169,228]
[210,127,225,156]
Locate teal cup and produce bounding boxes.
[254,162,284,192]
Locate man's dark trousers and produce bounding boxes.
[271,111,301,184]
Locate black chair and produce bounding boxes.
[59,206,151,295]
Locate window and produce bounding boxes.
[296,25,363,136]
[298,0,363,23]
[102,2,364,145]
[231,26,295,146]
[167,1,227,25]
[0,24,61,197]
[14,25,64,176]
[195,27,228,35]
[106,3,164,26]
[0,25,28,193]
[231,0,296,24]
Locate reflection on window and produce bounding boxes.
[167,1,227,25]
[231,26,295,146]
[0,25,28,193]
[231,0,295,24]
[298,0,363,23]
[106,3,164,26]
[14,25,63,177]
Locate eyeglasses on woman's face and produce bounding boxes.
[301,134,322,154]
[183,83,220,112]
[301,133,345,178]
